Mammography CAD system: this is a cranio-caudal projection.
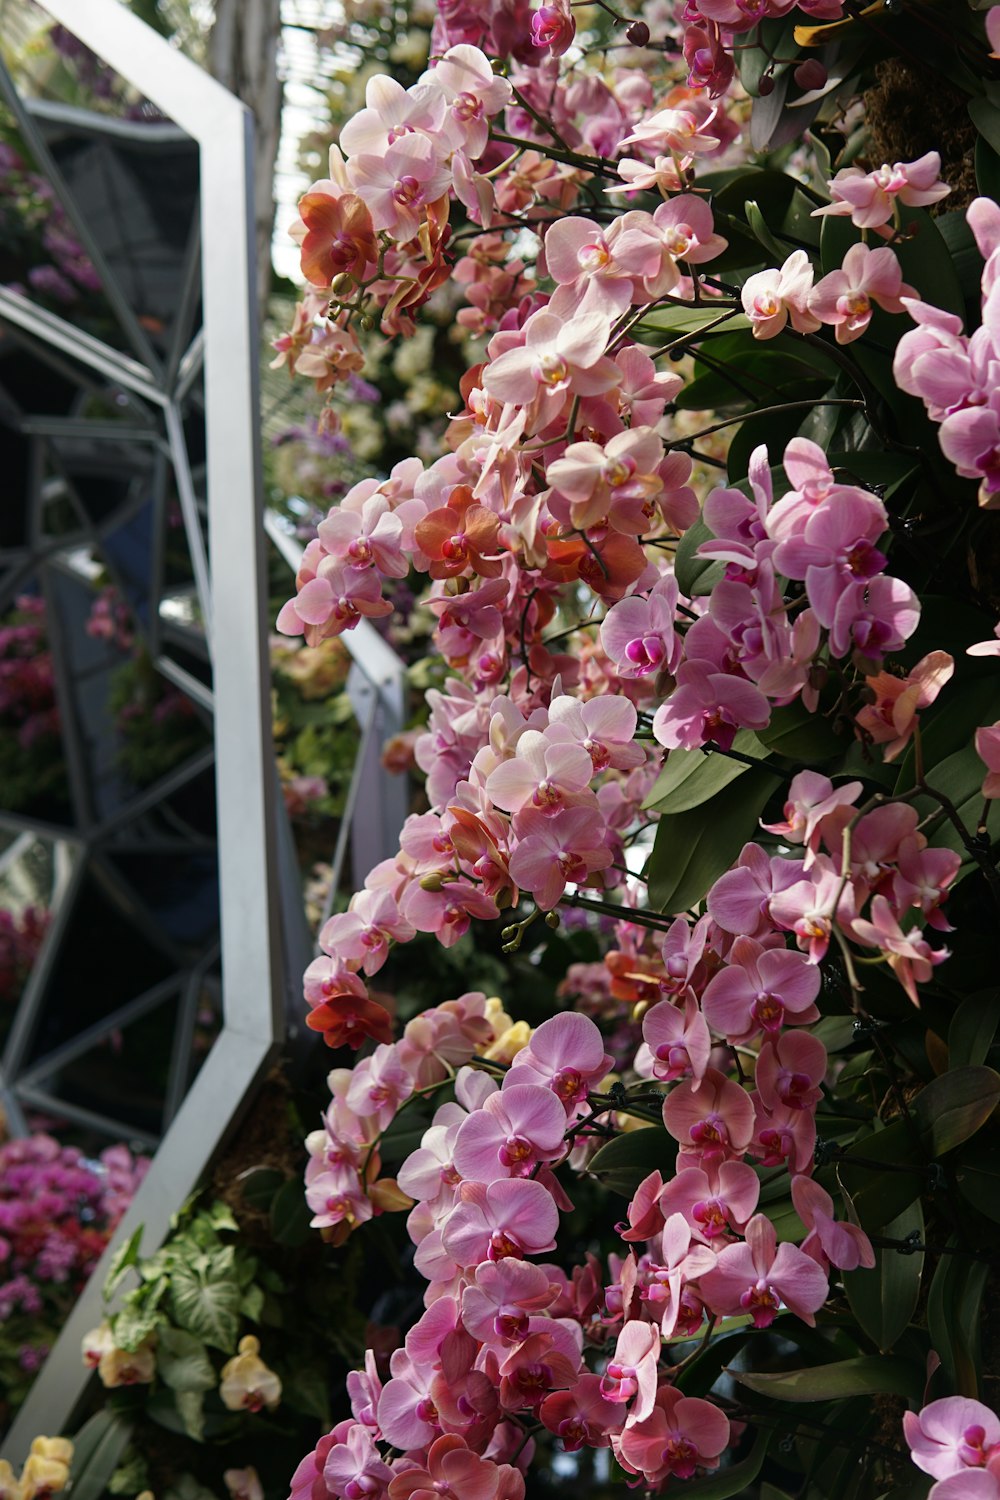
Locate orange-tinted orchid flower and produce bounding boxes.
[298,190,378,288]
[415,487,504,579]
[305,992,394,1050]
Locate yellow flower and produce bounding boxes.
[28,1442,72,1466]
[97,1340,156,1388]
[219,1336,282,1414]
[0,1458,24,1500]
[20,1453,70,1500]
[483,1020,532,1064]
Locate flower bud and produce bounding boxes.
[793,58,827,91]
[420,872,445,892]
[758,72,775,96]
[626,20,650,46]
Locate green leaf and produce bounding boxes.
[837,1122,923,1230]
[103,1226,144,1302]
[168,1261,242,1351]
[111,1299,163,1353]
[659,1428,771,1498]
[205,1201,239,1233]
[586,1126,676,1197]
[69,1413,134,1500]
[241,1283,264,1322]
[283,1364,334,1425]
[379,1108,434,1169]
[927,1243,989,1398]
[733,1355,922,1402]
[635,304,751,338]
[948,990,1000,1068]
[647,765,782,914]
[975,135,1000,203]
[911,1066,1000,1156]
[236,1167,285,1213]
[674,517,726,598]
[843,1200,923,1353]
[955,1136,1000,1223]
[270,1177,313,1248]
[175,1390,206,1442]
[156,1326,217,1394]
[643,731,768,814]
[970,90,1000,165]
[756,699,843,762]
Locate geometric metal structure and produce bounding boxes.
[2,0,287,1457]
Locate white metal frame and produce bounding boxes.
[2,0,284,1458]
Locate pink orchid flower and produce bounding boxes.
[751,1095,817,1175]
[322,1422,394,1500]
[508,805,612,910]
[652,659,771,753]
[547,694,644,772]
[530,0,576,57]
[504,1012,614,1110]
[320,888,416,976]
[662,1067,756,1163]
[773,490,889,627]
[547,427,665,534]
[809,243,916,344]
[388,1434,506,1500]
[699,1212,829,1329]
[648,196,727,278]
[318,494,408,577]
[544,215,663,318]
[346,1045,415,1130]
[348,133,451,242]
[791,1176,875,1272]
[600,574,682,680]
[643,1212,717,1337]
[614,1385,730,1485]
[813,152,950,230]
[976,723,1000,798]
[485,728,595,815]
[403,880,500,948]
[339,75,445,158]
[442,1177,560,1268]
[903,1397,1000,1481]
[620,1170,668,1245]
[483,308,620,415]
[637,993,712,1084]
[452,1083,567,1183]
[276,554,393,644]
[700,937,821,1043]
[754,1031,828,1114]
[378,1345,445,1450]
[707,843,805,938]
[421,45,513,158]
[742,250,822,339]
[599,1318,660,1421]
[460,1259,559,1348]
[761,771,863,866]
[540,1373,626,1450]
[829,573,921,661]
[658,1160,760,1243]
[856,650,955,761]
[930,1474,1000,1500]
[851,894,949,1004]
[769,854,857,964]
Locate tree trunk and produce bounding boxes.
[208,0,283,323]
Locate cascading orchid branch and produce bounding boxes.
[274,2,1000,1495]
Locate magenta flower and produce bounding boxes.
[814,152,950,230]
[761,771,863,867]
[750,1095,817,1176]
[700,938,821,1044]
[346,1045,414,1130]
[772,490,889,627]
[975,723,1000,798]
[318,495,407,578]
[769,854,857,964]
[547,694,644,773]
[504,1012,613,1110]
[828,574,920,661]
[600,575,682,680]
[530,0,576,57]
[599,1318,660,1421]
[499,1328,581,1413]
[453,1083,567,1183]
[791,1176,875,1272]
[699,1212,829,1329]
[662,1068,756,1164]
[320,889,415,976]
[378,1349,442,1450]
[638,993,712,1084]
[707,843,805,938]
[754,1031,828,1114]
[346,133,451,242]
[652,660,771,753]
[930,1475,1000,1500]
[486,729,595,815]
[442,1178,560,1267]
[658,1160,760,1243]
[903,1397,1000,1481]
[809,243,916,344]
[508,806,612,910]
[643,1212,717,1337]
[403,881,500,947]
[614,1385,730,1486]
[460,1259,558,1348]
[540,1373,625,1451]
[276,557,393,644]
[322,1420,394,1499]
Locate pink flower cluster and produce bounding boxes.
[742,241,916,345]
[293,1013,741,1498]
[894,197,1000,507]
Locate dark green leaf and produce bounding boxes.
[283,1365,334,1425]
[975,135,1000,202]
[586,1127,676,1197]
[643,731,768,814]
[757,700,843,762]
[843,1200,923,1352]
[378,1109,433,1169]
[69,1413,134,1500]
[733,1355,922,1402]
[955,1137,1000,1223]
[269,1177,313,1248]
[911,1066,1000,1156]
[675,517,726,598]
[969,91,1000,164]
[236,1167,283,1214]
[241,1283,264,1322]
[103,1226,144,1302]
[948,990,1000,1068]
[837,1122,923,1229]
[927,1242,989,1398]
[174,1390,206,1442]
[647,765,782,914]
[156,1326,217,1394]
[635,304,750,338]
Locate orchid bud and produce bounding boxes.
[758,72,775,96]
[794,58,827,90]
[626,20,650,46]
